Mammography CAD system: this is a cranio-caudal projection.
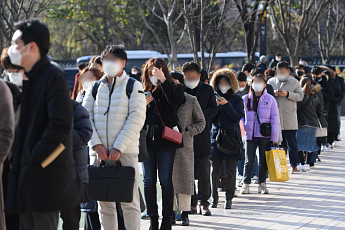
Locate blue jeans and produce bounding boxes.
[238,157,258,177]
[143,143,175,217]
[282,130,299,167]
[243,139,271,184]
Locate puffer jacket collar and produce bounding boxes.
[99,70,128,88]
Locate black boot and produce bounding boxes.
[225,200,232,209]
[181,211,190,226]
[160,216,172,230]
[149,215,159,230]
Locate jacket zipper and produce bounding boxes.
[104,78,116,151]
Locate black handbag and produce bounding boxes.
[256,113,271,137]
[87,161,135,202]
[216,128,242,156]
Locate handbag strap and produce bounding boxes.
[153,97,166,126]
[255,112,262,125]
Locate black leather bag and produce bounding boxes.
[256,113,271,137]
[87,161,135,202]
[216,128,241,156]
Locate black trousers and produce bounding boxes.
[84,212,101,230]
[212,159,238,202]
[60,205,81,230]
[20,211,59,230]
[191,155,211,207]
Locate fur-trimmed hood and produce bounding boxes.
[312,83,322,94]
[210,68,239,93]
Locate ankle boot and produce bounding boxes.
[149,215,159,230]
[160,216,172,230]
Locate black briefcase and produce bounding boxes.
[87,161,135,202]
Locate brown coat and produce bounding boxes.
[0,80,14,230]
[173,93,206,195]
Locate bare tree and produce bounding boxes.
[233,0,270,63]
[182,0,237,72]
[269,0,333,66]
[0,0,51,47]
[316,0,345,64]
[138,0,185,69]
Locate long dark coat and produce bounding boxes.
[6,56,80,214]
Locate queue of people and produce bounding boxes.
[0,19,344,230]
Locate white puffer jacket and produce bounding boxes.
[82,71,146,157]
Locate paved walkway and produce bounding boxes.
[141,118,345,229]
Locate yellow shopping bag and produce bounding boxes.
[265,148,289,182]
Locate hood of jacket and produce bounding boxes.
[210,68,239,93]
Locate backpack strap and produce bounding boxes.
[93,77,136,101]
[126,77,136,98]
[92,80,101,100]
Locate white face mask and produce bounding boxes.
[7,44,30,67]
[82,81,93,90]
[238,87,246,92]
[103,61,122,77]
[150,75,158,86]
[276,74,290,82]
[252,82,265,92]
[276,57,281,62]
[8,72,23,87]
[219,85,231,94]
[184,79,199,89]
[131,70,138,75]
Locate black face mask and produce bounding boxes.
[313,76,322,82]
[297,71,304,77]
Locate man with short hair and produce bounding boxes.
[83,45,146,230]
[269,53,282,69]
[182,61,217,216]
[6,19,79,230]
[267,61,304,173]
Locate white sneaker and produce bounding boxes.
[258,183,269,194]
[297,164,306,172]
[304,164,311,171]
[321,145,326,152]
[240,184,250,194]
[237,176,243,187]
[252,175,259,184]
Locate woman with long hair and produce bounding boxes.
[240,74,280,195]
[296,77,322,171]
[142,58,185,230]
[75,67,103,103]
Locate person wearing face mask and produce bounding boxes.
[320,69,343,148]
[236,72,250,97]
[182,61,217,216]
[170,71,206,226]
[236,71,260,186]
[210,69,245,210]
[295,64,305,80]
[6,19,80,230]
[267,61,304,173]
[296,77,322,172]
[240,74,279,195]
[269,53,282,69]
[75,67,103,103]
[129,66,142,82]
[251,69,275,97]
[83,45,146,230]
[242,63,256,85]
[1,47,26,89]
[142,58,185,230]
